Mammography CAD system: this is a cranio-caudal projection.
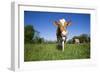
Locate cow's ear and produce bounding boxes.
[67,21,71,26]
[64,22,68,27]
[53,21,59,26]
[64,21,71,27]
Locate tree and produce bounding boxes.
[24,25,35,43]
[38,38,44,43]
[67,39,73,44]
[79,34,89,43]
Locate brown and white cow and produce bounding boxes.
[74,38,80,44]
[53,18,71,51]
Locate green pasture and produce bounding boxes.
[24,43,90,61]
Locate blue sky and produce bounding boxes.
[24,11,90,41]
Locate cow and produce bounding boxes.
[53,18,71,52]
[74,38,80,44]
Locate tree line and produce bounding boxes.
[25,25,90,44]
[67,34,90,44]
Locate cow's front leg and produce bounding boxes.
[62,37,66,52]
[62,40,64,52]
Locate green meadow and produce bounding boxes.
[24,43,90,61]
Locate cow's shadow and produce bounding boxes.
[56,45,62,51]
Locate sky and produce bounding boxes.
[24,11,90,41]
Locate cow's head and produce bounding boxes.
[54,18,71,37]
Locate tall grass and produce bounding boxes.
[24,43,90,61]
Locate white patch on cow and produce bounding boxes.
[62,37,66,40]
[59,18,66,26]
[62,41,64,52]
[62,31,67,35]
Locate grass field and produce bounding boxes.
[24,43,90,61]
